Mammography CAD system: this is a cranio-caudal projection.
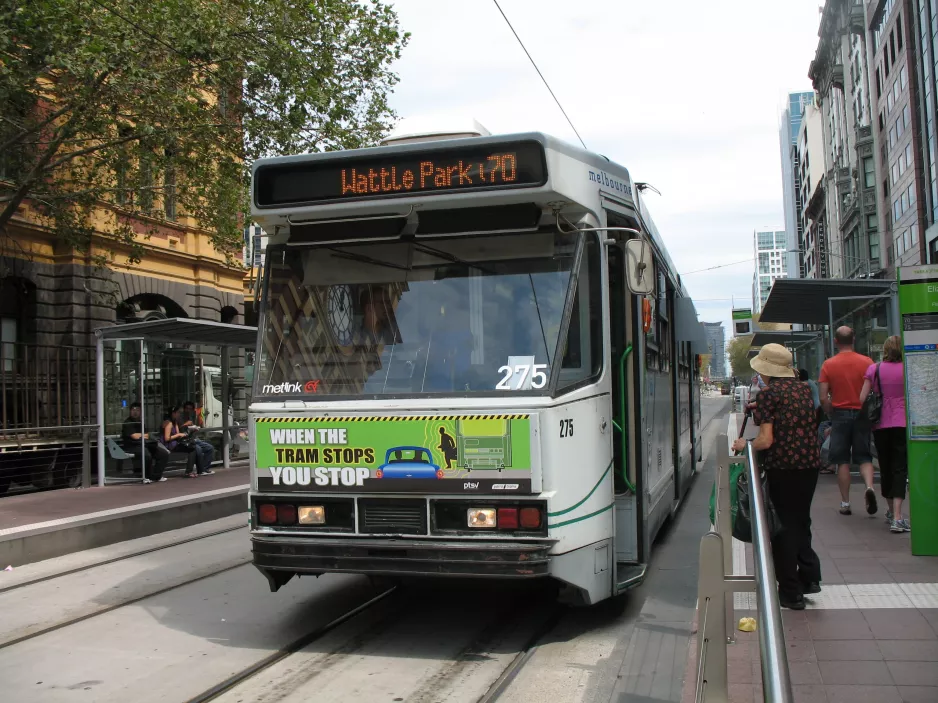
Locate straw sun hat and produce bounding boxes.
[750,343,796,379]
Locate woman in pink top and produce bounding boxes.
[860,336,909,532]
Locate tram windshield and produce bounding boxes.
[257,230,599,397]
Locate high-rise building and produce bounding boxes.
[808,0,881,280]
[753,229,789,312]
[797,103,829,278]
[914,0,938,262]
[780,91,816,278]
[243,223,266,268]
[868,0,925,271]
[701,322,726,379]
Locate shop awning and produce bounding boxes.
[750,330,823,348]
[759,278,892,325]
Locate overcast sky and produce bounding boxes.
[386,0,825,363]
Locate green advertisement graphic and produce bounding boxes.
[253,414,533,494]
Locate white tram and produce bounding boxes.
[247,122,707,605]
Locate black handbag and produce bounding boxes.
[863,363,883,425]
[733,468,783,544]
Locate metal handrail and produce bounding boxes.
[694,432,793,703]
[742,442,793,702]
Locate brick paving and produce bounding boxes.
[681,414,938,702]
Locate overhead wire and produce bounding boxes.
[680,258,754,275]
[491,0,587,149]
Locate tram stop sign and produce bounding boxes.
[898,264,938,556]
[732,308,753,337]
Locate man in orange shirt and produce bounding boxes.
[819,327,876,516]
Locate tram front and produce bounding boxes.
[249,129,627,605]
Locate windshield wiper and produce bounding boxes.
[412,242,497,276]
[327,247,412,271]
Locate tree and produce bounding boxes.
[0,0,408,267]
[699,352,712,379]
[725,313,790,379]
[727,335,753,380]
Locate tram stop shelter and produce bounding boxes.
[94,318,257,487]
[757,278,898,374]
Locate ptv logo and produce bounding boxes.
[262,380,321,394]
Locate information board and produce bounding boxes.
[898,264,938,555]
[732,308,753,336]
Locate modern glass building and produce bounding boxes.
[779,91,816,279]
[753,229,788,312]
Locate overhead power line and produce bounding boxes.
[492,0,587,149]
[680,258,754,275]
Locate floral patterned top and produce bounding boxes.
[752,378,821,471]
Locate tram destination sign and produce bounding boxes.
[253,140,547,207]
[253,414,535,494]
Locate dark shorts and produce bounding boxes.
[829,409,873,466]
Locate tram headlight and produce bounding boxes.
[298,505,326,525]
[467,508,497,528]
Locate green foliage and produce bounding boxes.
[0,0,408,267]
[727,335,753,380]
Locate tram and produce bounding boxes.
[247,121,708,605]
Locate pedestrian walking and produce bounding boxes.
[860,335,910,533]
[818,326,877,516]
[732,343,822,610]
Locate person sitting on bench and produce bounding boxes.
[161,405,199,478]
[121,402,169,483]
[180,400,215,475]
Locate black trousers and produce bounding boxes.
[127,441,170,481]
[766,468,821,600]
[873,427,908,500]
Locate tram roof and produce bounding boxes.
[250,131,687,299]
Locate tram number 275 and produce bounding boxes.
[559,418,574,438]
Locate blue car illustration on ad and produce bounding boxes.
[376,446,443,479]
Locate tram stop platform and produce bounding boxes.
[681,414,938,703]
[0,463,249,567]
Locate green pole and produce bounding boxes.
[897,264,938,556]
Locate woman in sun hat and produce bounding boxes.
[732,343,822,610]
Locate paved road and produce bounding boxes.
[0,397,730,703]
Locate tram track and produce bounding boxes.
[0,522,246,595]
[0,559,253,650]
[181,581,563,703]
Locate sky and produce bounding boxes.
[385,0,825,368]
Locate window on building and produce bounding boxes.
[163,164,176,221]
[890,31,896,64]
[889,125,897,148]
[903,104,911,129]
[911,223,919,249]
[876,69,882,99]
[905,142,912,166]
[758,231,774,250]
[758,252,770,273]
[894,80,900,104]
[908,182,917,209]
[0,318,15,373]
[864,157,875,188]
[900,65,908,90]
[901,192,908,213]
[897,13,903,50]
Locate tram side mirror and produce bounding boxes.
[624,239,655,296]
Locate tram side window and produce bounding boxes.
[556,235,603,392]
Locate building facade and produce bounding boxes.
[866,0,927,270]
[701,321,726,380]
[753,229,789,313]
[780,91,817,278]
[915,0,938,261]
[809,0,881,280]
[798,102,831,278]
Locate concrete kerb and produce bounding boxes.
[0,484,249,567]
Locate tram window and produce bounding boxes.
[256,231,584,396]
[556,235,602,392]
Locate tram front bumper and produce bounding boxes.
[251,534,552,582]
